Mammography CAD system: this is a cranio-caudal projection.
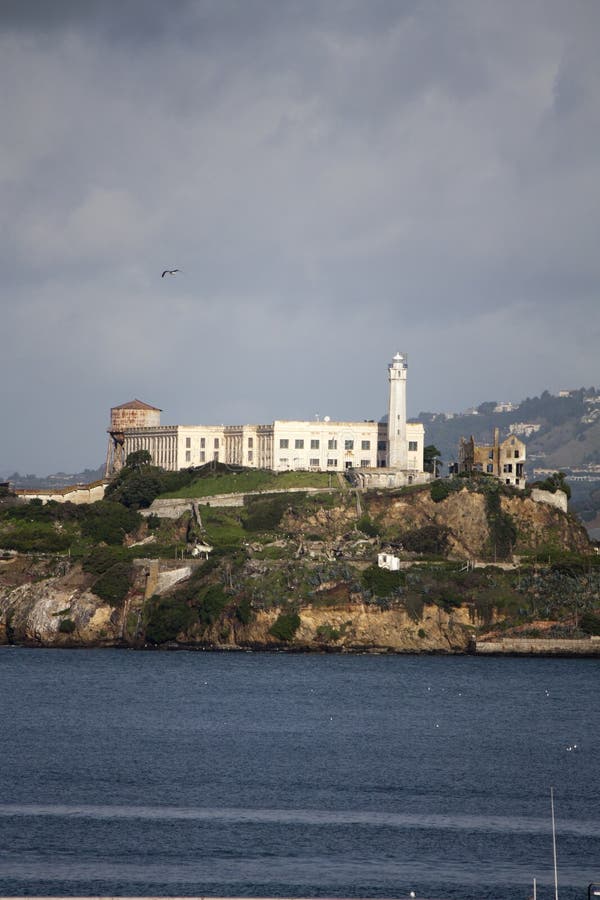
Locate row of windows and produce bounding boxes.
[277,458,373,469]
[185,436,419,453]
[489,448,520,459]
[279,438,372,451]
[185,437,219,449]
[376,440,420,452]
[185,450,214,463]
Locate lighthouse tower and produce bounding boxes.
[387,352,408,468]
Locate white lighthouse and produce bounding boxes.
[387,351,408,468]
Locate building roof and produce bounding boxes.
[112,399,162,412]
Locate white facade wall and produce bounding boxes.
[272,420,379,472]
[178,425,226,468]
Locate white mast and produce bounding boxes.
[551,786,559,900]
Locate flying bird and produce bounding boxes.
[161,269,180,277]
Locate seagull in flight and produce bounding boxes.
[161,268,180,277]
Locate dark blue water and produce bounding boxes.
[0,648,598,900]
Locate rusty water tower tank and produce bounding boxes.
[105,399,162,476]
[110,398,161,431]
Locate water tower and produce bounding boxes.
[105,399,161,476]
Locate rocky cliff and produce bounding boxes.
[0,480,596,652]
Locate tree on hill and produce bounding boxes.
[126,449,152,470]
[533,471,572,500]
[424,445,442,476]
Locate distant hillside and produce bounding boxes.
[418,387,600,533]
[4,466,105,490]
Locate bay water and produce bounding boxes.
[0,648,598,899]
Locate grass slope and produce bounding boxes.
[160,469,334,499]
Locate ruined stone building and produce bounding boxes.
[458,428,526,488]
[106,353,429,487]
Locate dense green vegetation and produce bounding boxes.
[0,497,141,555]
[269,611,301,642]
[484,483,517,560]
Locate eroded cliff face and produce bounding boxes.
[358,487,590,559]
[210,604,472,653]
[0,557,124,646]
[0,558,472,653]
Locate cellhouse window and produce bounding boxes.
[345,440,354,450]
[328,439,337,450]
[311,439,319,449]
[280,439,289,449]
[310,458,319,467]
[214,438,219,449]
[248,450,253,462]
[185,437,191,449]
[377,441,387,451]
[361,440,370,451]
[361,459,370,468]
[408,441,418,452]
[295,439,304,449]
[200,451,205,462]
[248,438,254,449]
[327,458,338,467]
[185,451,191,462]
[200,438,205,448]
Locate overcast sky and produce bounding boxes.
[1,0,599,475]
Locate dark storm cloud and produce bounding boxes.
[1,1,599,473]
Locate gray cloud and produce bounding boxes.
[1,0,599,473]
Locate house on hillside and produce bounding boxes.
[458,428,526,489]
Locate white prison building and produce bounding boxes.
[106,353,429,487]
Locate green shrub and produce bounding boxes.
[418,628,427,639]
[196,584,228,626]
[145,597,196,644]
[430,480,453,503]
[243,494,293,532]
[362,564,404,597]
[435,593,462,612]
[235,597,253,625]
[92,562,131,606]
[58,618,76,634]
[404,594,425,622]
[269,611,301,642]
[0,524,71,553]
[105,468,164,509]
[485,486,517,560]
[402,525,450,556]
[82,546,130,575]
[356,514,380,537]
[581,612,600,636]
[532,471,572,500]
[316,623,341,641]
[79,501,141,545]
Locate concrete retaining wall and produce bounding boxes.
[142,487,337,518]
[476,637,600,656]
[15,480,109,505]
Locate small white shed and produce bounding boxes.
[378,552,400,571]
